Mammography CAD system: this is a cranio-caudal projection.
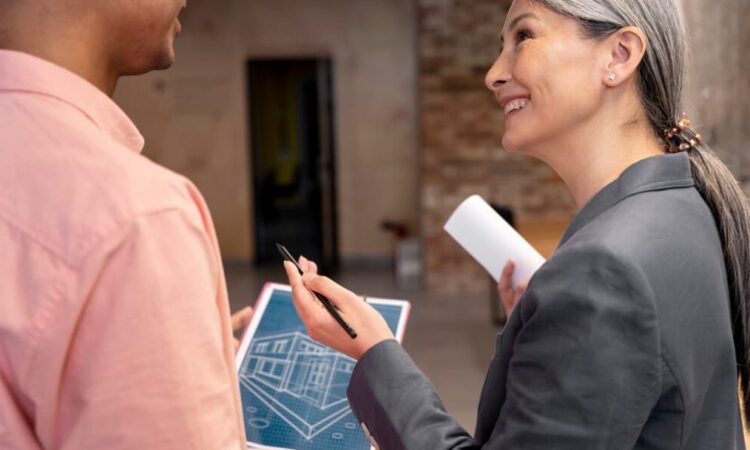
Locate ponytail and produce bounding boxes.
[689,145,750,415]
[534,0,750,424]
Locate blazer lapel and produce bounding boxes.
[558,153,695,249]
[474,153,696,443]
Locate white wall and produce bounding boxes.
[114,0,419,261]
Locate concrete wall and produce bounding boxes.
[114,0,419,262]
[682,0,750,190]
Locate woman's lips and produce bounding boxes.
[504,98,529,115]
[498,94,531,118]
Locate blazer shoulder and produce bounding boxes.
[527,240,657,319]
[564,187,720,269]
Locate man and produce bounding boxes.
[0,1,247,448]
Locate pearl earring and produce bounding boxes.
[608,73,617,81]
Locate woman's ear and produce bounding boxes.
[604,26,648,87]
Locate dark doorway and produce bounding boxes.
[247,59,338,271]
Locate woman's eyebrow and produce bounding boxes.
[499,12,540,47]
[507,12,540,32]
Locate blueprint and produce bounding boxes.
[236,283,410,450]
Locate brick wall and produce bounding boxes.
[419,0,575,294]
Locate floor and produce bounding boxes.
[226,263,499,434]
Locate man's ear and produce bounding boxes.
[604,26,648,86]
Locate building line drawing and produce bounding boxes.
[240,331,357,440]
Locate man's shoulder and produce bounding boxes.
[0,108,205,267]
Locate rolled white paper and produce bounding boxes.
[444,195,546,287]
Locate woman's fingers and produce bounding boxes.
[301,272,358,313]
[286,258,330,317]
[284,260,300,284]
[285,261,315,307]
[498,260,516,300]
[515,280,529,303]
[286,264,354,348]
[283,258,395,359]
[298,256,319,275]
[298,256,310,273]
[285,262,332,334]
[498,260,532,318]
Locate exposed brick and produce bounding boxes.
[418,0,574,294]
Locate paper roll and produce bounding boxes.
[444,195,546,287]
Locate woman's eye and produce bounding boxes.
[516,30,532,44]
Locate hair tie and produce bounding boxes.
[663,113,702,153]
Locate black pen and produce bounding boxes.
[276,243,358,339]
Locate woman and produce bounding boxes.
[284,0,749,448]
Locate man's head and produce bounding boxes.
[101,0,187,75]
[0,0,187,94]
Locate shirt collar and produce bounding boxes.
[0,49,145,153]
[559,152,696,247]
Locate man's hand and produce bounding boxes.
[232,306,253,351]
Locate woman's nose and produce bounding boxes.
[485,54,511,92]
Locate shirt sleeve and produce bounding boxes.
[347,242,662,450]
[53,208,245,450]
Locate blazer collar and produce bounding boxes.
[559,152,696,247]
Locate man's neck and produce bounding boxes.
[0,6,118,96]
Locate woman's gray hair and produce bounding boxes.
[532,0,750,422]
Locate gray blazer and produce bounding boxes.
[347,153,746,449]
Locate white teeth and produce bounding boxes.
[504,98,529,114]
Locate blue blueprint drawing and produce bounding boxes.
[236,284,409,450]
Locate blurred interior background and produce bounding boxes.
[114,0,750,435]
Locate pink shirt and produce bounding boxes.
[0,50,245,449]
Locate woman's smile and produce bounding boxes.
[498,94,532,125]
[504,98,529,115]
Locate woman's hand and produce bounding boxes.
[284,256,394,360]
[231,306,254,351]
[498,260,529,318]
